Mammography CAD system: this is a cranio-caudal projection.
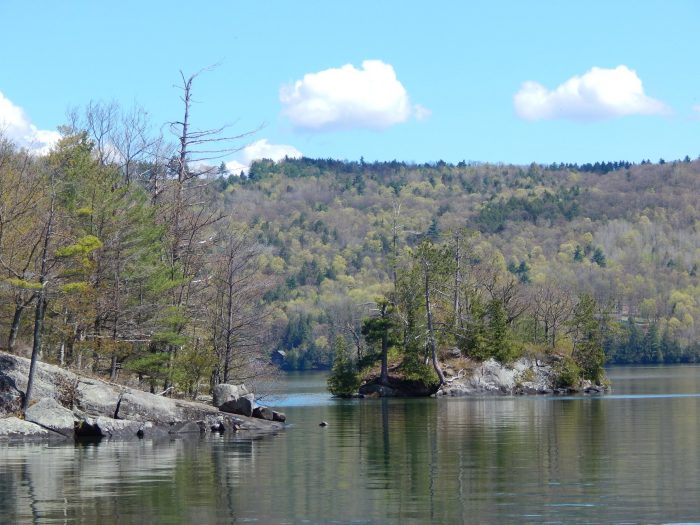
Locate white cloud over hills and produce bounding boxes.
[514,65,668,121]
[225,139,302,175]
[280,60,427,131]
[0,91,60,154]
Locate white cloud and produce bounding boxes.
[514,66,669,121]
[0,91,60,154]
[225,139,302,175]
[241,139,302,164]
[224,159,248,176]
[280,60,427,130]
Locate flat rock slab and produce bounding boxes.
[25,398,75,437]
[116,392,181,424]
[76,380,123,417]
[76,416,144,439]
[0,417,64,441]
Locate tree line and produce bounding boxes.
[0,73,272,410]
[213,154,700,373]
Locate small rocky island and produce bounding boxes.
[0,350,285,442]
[342,354,609,399]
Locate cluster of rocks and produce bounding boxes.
[0,351,285,442]
[212,383,286,423]
[437,357,608,396]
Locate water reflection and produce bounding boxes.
[1,367,699,524]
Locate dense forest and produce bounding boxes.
[217,155,700,373]
[2,92,700,398]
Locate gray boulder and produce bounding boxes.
[116,392,181,424]
[0,374,23,418]
[25,398,76,437]
[219,393,256,417]
[212,383,248,408]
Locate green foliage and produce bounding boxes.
[5,278,43,290]
[124,352,171,380]
[60,282,91,294]
[554,357,581,389]
[327,337,360,396]
[487,299,516,363]
[571,294,606,383]
[55,235,103,257]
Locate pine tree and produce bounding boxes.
[571,294,606,383]
[327,336,360,397]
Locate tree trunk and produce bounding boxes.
[424,271,445,386]
[380,325,389,385]
[22,176,55,414]
[7,302,25,351]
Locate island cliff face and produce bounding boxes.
[356,356,609,398]
[0,351,284,442]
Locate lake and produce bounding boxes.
[1,366,700,524]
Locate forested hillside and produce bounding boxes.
[214,156,700,369]
[2,99,699,399]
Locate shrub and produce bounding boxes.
[327,337,360,397]
[554,357,581,389]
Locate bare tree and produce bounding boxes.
[531,284,575,348]
[210,228,270,384]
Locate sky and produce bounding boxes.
[1,1,698,171]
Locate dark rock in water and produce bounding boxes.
[272,411,286,422]
[359,377,439,398]
[252,406,274,421]
[25,398,76,438]
[219,393,255,417]
[319,421,328,427]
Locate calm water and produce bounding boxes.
[2,366,700,525]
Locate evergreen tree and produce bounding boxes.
[327,336,360,397]
[570,294,606,383]
[361,298,400,385]
[487,298,516,363]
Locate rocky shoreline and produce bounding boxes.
[0,351,285,442]
[356,356,609,398]
[437,356,608,397]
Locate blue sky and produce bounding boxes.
[1,1,698,168]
